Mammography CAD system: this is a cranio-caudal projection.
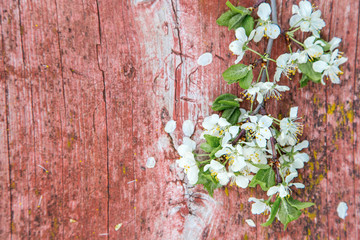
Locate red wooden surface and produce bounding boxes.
[0,0,359,239]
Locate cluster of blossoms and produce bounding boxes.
[168,0,347,229]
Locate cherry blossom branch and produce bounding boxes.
[270,136,282,184]
[252,0,278,115]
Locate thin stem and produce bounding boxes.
[231,129,246,146]
[288,35,305,48]
[270,137,282,184]
[247,47,264,58]
[257,67,264,83]
[265,66,270,81]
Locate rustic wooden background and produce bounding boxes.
[0,0,359,239]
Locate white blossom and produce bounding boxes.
[254,3,281,42]
[241,116,273,148]
[249,197,271,214]
[278,107,303,146]
[313,49,348,84]
[267,172,305,198]
[229,27,255,63]
[176,152,199,185]
[146,157,156,168]
[289,0,325,37]
[274,53,299,81]
[204,160,231,185]
[297,36,325,64]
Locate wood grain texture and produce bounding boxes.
[0,0,359,239]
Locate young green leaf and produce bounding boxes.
[222,64,250,81]
[238,68,253,89]
[210,145,222,159]
[218,100,240,108]
[204,134,220,148]
[261,197,281,227]
[278,198,302,230]
[298,61,322,83]
[222,107,241,125]
[228,14,246,30]
[241,15,254,36]
[216,10,237,26]
[299,74,310,88]
[200,143,213,153]
[225,1,250,15]
[249,168,276,191]
[287,197,315,210]
[212,93,238,111]
[197,170,222,197]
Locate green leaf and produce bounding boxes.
[197,170,222,197]
[278,198,302,230]
[218,100,240,108]
[204,134,220,148]
[249,168,276,191]
[299,74,310,88]
[261,197,281,227]
[200,143,213,153]
[287,197,315,210]
[210,145,222,159]
[225,1,250,15]
[216,10,237,26]
[212,93,238,111]
[238,68,253,89]
[222,64,250,82]
[298,61,322,83]
[222,107,241,125]
[241,15,254,36]
[228,13,246,30]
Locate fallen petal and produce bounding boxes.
[197,52,213,66]
[165,120,176,133]
[337,202,348,220]
[146,157,156,168]
[245,219,256,227]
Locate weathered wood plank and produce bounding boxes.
[0,10,11,238]
[55,0,109,238]
[17,0,65,238]
[326,0,359,239]
[0,0,35,238]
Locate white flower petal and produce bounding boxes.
[245,219,256,227]
[183,137,196,151]
[203,114,219,130]
[146,157,156,168]
[257,3,271,21]
[329,37,341,51]
[254,26,265,42]
[337,202,348,219]
[266,24,281,39]
[197,52,213,66]
[299,0,312,17]
[177,144,192,157]
[292,183,305,189]
[235,27,248,41]
[285,172,298,183]
[290,106,298,119]
[165,120,176,133]
[313,60,328,73]
[267,186,279,196]
[278,185,288,198]
[229,126,240,137]
[218,118,231,127]
[187,166,199,184]
[235,175,250,188]
[183,120,195,137]
[259,116,273,128]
